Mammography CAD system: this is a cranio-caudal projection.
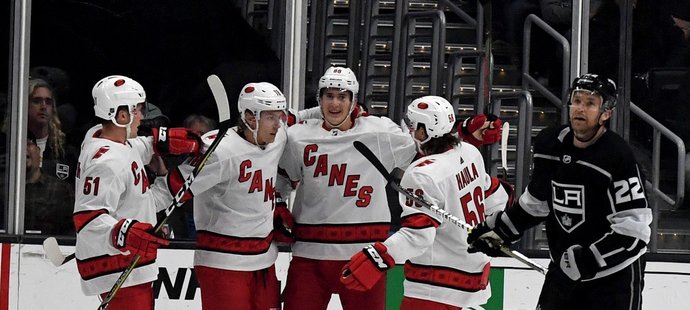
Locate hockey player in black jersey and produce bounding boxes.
[468,73,650,310]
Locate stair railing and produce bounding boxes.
[521,14,570,124]
[488,90,534,198]
[392,9,446,122]
[630,102,686,253]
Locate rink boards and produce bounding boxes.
[0,243,688,309]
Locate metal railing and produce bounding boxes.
[630,103,686,253]
[488,91,534,197]
[392,9,446,122]
[521,14,570,124]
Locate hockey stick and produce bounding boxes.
[352,141,547,275]
[500,121,509,179]
[98,75,232,310]
[42,237,75,267]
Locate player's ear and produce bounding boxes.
[115,106,130,125]
[599,109,612,124]
[244,110,257,128]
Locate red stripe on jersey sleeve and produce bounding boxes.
[400,213,440,229]
[484,176,501,197]
[73,209,108,233]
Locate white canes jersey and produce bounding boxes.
[383,143,508,308]
[172,127,286,271]
[73,125,173,296]
[279,116,417,260]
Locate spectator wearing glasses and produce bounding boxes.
[25,78,79,185]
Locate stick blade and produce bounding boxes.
[207,75,232,124]
[42,237,65,267]
[501,121,509,172]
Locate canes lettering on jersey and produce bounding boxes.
[131,161,150,194]
[303,143,373,207]
[238,159,277,203]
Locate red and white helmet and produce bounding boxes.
[318,66,359,100]
[405,95,456,144]
[92,75,145,127]
[238,82,287,123]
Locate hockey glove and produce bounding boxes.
[111,219,170,259]
[559,245,599,281]
[152,127,202,156]
[457,114,502,148]
[273,195,295,244]
[340,242,395,291]
[467,210,521,257]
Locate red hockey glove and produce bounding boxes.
[273,196,295,244]
[111,219,169,259]
[457,114,502,148]
[559,244,598,281]
[152,127,201,156]
[340,242,394,291]
[467,210,521,257]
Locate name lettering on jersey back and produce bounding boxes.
[456,163,480,190]
[303,144,373,207]
[238,159,276,203]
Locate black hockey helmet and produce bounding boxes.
[568,73,617,111]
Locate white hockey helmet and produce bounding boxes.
[405,95,456,144]
[238,82,287,121]
[318,66,359,100]
[92,75,145,124]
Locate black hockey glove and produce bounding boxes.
[467,210,522,257]
[559,245,599,281]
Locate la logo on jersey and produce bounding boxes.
[551,181,585,233]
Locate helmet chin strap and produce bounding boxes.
[242,115,267,148]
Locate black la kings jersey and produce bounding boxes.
[511,125,652,279]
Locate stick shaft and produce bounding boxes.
[353,141,547,275]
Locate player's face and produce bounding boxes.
[320,88,353,129]
[256,110,285,145]
[569,90,610,140]
[28,87,54,128]
[128,103,143,138]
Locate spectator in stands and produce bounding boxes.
[23,78,78,185]
[184,114,216,136]
[24,132,75,235]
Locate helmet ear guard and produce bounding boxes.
[405,96,456,144]
[568,73,617,111]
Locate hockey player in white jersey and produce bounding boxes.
[279,66,417,310]
[165,82,289,310]
[73,75,200,309]
[468,74,650,310]
[340,96,510,309]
